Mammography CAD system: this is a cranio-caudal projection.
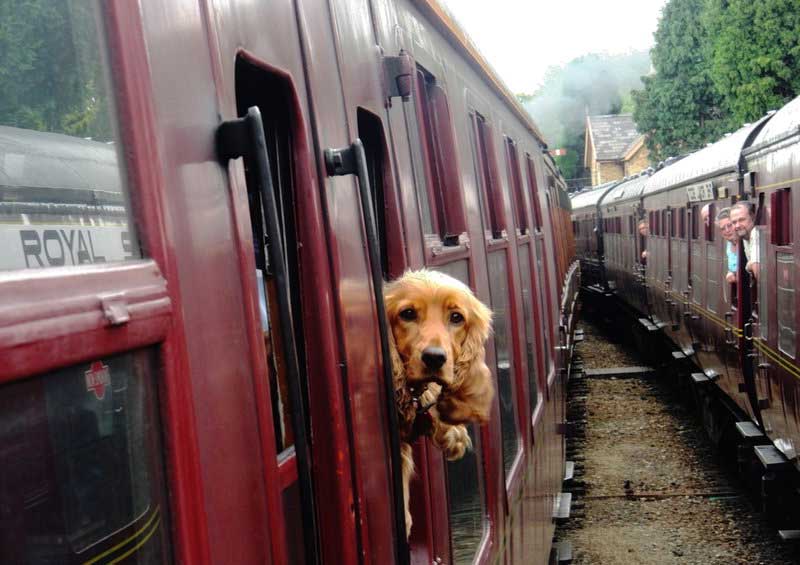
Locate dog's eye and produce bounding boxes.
[399,308,417,321]
[449,312,464,324]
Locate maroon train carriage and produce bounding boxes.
[0,1,578,564]
[596,171,652,315]
[742,96,800,467]
[575,94,800,519]
[569,180,620,291]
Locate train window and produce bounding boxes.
[770,188,792,246]
[236,57,312,563]
[433,261,487,565]
[691,205,700,240]
[0,349,172,563]
[236,59,300,456]
[706,244,721,313]
[756,225,769,341]
[471,112,506,239]
[691,244,703,304]
[679,207,686,239]
[525,154,544,232]
[358,108,402,278]
[705,203,716,242]
[777,253,796,358]
[413,66,466,244]
[505,138,527,234]
[670,210,677,237]
[487,251,521,478]
[0,1,141,270]
[402,91,435,235]
[517,247,540,412]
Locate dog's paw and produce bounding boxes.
[440,424,472,461]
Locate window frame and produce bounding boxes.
[0,3,209,563]
[412,64,468,249]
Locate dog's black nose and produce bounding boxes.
[421,347,447,370]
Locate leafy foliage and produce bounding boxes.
[704,0,800,124]
[633,0,800,161]
[632,0,732,163]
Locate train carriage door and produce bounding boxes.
[300,0,425,561]
[222,58,326,565]
[0,3,192,564]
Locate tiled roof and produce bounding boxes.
[587,114,643,160]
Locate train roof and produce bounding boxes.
[602,171,652,206]
[0,126,122,201]
[569,180,618,212]
[412,0,546,145]
[643,118,769,196]
[746,95,800,154]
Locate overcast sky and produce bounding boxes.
[439,0,668,94]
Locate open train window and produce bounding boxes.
[705,203,716,242]
[525,154,544,232]
[679,207,686,239]
[235,56,312,564]
[770,188,792,246]
[691,205,700,240]
[470,111,505,239]
[505,137,528,235]
[357,108,403,278]
[413,66,466,245]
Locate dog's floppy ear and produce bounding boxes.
[439,292,494,424]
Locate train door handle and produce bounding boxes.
[743,322,754,341]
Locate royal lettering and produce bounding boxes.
[12,227,131,269]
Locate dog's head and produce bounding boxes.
[385,269,494,424]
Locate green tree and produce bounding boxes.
[632,0,732,162]
[704,0,800,123]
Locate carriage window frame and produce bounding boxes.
[432,261,489,565]
[505,137,528,235]
[470,111,506,240]
[770,188,792,246]
[0,3,196,562]
[412,65,467,246]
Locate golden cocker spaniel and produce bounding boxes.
[384,269,494,537]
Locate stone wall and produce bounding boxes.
[624,144,651,177]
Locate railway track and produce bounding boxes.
[554,312,800,564]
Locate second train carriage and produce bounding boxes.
[573,94,800,484]
[0,1,578,564]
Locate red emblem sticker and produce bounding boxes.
[85,361,111,400]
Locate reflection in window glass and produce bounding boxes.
[517,246,539,412]
[0,1,140,270]
[691,246,703,304]
[446,423,485,565]
[535,238,552,374]
[706,244,721,313]
[0,350,172,564]
[403,101,434,235]
[487,250,520,476]
[777,253,795,358]
[431,262,487,565]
